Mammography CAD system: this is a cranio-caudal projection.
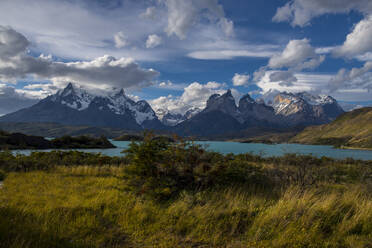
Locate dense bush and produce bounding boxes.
[51,135,115,148]
[0,169,5,181]
[0,151,127,172]
[123,133,271,200]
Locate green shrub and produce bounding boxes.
[0,169,5,181]
[123,133,272,201]
[0,151,127,172]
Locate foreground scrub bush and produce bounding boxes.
[123,133,271,200]
[0,169,5,181]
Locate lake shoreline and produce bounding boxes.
[8,140,372,161]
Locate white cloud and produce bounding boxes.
[256,70,372,101]
[268,39,325,71]
[256,70,332,94]
[219,18,234,37]
[0,26,159,90]
[253,39,324,89]
[140,7,157,20]
[0,25,29,58]
[232,73,250,86]
[163,0,233,39]
[329,61,372,92]
[269,71,297,86]
[159,81,172,87]
[333,15,372,58]
[114,31,128,48]
[0,84,38,115]
[0,0,241,62]
[187,48,276,60]
[273,0,372,27]
[149,81,228,114]
[146,34,162,48]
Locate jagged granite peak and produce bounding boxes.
[162,112,186,126]
[296,92,336,105]
[238,93,279,125]
[270,91,344,125]
[238,94,255,108]
[158,107,202,126]
[260,89,281,106]
[184,107,201,119]
[133,100,157,125]
[50,82,94,111]
[272,92,308,115]
[205,89,238,116]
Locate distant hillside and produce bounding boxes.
[291,107,372,149]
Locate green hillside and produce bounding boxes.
[291,107,372,149]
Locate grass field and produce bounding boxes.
[0,137,371,247]
[1,167,371,247]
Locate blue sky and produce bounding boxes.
[0,0,371,115]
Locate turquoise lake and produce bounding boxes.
[13,140,372,161]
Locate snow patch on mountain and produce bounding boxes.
[53,83,94,111]
[51,83,156,125]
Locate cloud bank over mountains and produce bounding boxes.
[0,0,371,115]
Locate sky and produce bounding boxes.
[0,0,372,115]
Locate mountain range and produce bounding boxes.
[0,83,163,131]
[0,83,345,137]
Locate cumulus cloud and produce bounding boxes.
[329,61,372,92]
[0,84,38,115]
[269,71,297,86]
[333,15,372,58]
[0,26,159,90]
[0,25,29,58]
[114,31,128,48]
[268,39,325,71]
[273,0,372,27]
[162,0,233,39]
[149,81,228,114]
[159,81,172,87]
[146,34,162,48]
[140,7,157,19]
[232,73,250,86]
[219,18,234,37]
[256,70,332,94]
[254,69,372,101]
[253,39,324,89]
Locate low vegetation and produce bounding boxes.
[0,134,371,247]
[292,107,372,149]
[0,122,127,138]
[0,130,115,150]
[114,133,175,143]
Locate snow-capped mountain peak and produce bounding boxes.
[52,83,94,111]
[296,92,336,105]
[50,83,158,126]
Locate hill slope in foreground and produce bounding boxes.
[291,107,372,149]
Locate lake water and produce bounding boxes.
[12,140,372,161]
